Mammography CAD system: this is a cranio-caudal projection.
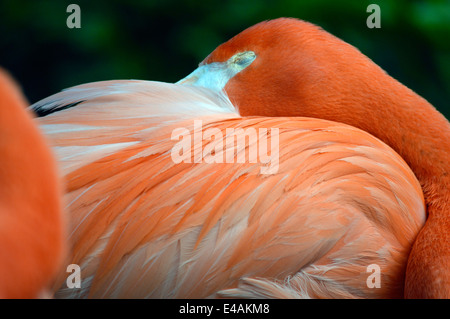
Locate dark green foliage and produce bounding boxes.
[1,0,448,118]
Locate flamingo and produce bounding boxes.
[0,68,65,298]
[30,18,448,298]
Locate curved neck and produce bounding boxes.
[369,81,450,197]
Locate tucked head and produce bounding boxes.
[178,18,383,122]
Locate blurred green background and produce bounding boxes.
[1,0,449,118]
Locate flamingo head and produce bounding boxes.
[176,17,379,120]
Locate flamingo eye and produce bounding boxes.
[230,51,256,68]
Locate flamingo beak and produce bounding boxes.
[176,51,256,92]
